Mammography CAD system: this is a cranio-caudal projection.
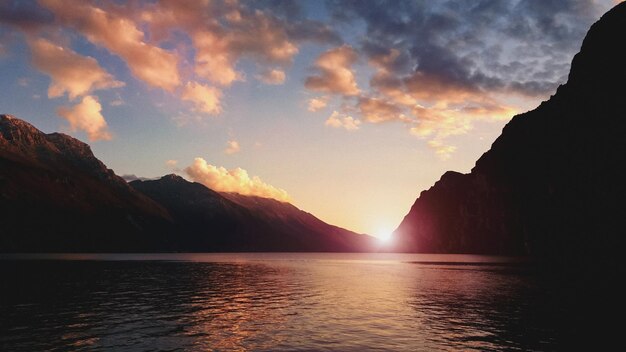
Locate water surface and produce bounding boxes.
[1,253,564,351]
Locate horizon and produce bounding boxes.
[0,0,619,236]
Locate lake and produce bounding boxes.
[0,253,568,351]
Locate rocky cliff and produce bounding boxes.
[393,3,626,259]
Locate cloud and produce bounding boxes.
[427,140,457,160]
[325,111,361,131]
[56,95,111,141]
[305,45,360,96]
[185,157,290,202]
[27,37,124,100]
[3,0,340,120]
[307,96,329,112]
[121,174,153,182]
[357,96,407,123]
[317,0,615,156]
[141,0,309,87]
[165,159,178,168]
[181,81,222,115]
[224,140,241,155]
[17,77,29,87]
[109,95,124,106]
[329,0,612,99]
[39,0,180,91]
[256,68,286,85]
[0,1,54,32]
[408,101,518,158]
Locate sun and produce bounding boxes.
[377,230,393,244]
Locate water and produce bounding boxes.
[0,253,566,351]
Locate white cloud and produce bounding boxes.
[185,157,290,202]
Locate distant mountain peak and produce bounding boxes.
[1,113,99,168]
[159,174,186,182]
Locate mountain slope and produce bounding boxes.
[393,3,626,258]
[1,115,373,252]
[222,192,373,251]
[0,114,172,252]
[131,176,374,252]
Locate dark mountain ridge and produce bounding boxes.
[393,3,626,260]
[0,114,172,251]
[0,114,373,252]
[130,175,374,252]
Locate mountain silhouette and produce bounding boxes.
[0,114,373,252]
[130,175,373,251]
[393,3,626,262]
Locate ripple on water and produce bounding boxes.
[0,254,564,351]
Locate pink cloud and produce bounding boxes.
[181,81,222,115]
[27,37,124,100]
[305,45,360,96]
[257,68,286,85]
[307,96,329,112]
[142,0,298,87]
[39,0,181,91]
[56,95,111,141]
[325,111,361,131]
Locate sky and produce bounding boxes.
[0,0,619,237]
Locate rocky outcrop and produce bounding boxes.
[393,3,626,258]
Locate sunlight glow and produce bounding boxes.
[377,230,393,244]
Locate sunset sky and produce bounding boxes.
[0,0,618,236]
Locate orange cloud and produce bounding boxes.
[357,96,407,123]
[28,37,124,100]
[325,111,361,131]
[181,81,222,115]
[185,157,290,202]
[224,140,241,155]
[305,45,360,96]
[307,96,329,112]
[409,106,467,138]
[39,0,180,91]
[402,71,480,104]
[142,0,298,87]
[256,68,286,85]
[56,95,111,141]
[192,30,244,86]
[427,140,457,160]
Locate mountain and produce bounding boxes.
[0,114,373,252]
[0,114,172,252]
[130,175,374,252]
[393,3,626,260]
